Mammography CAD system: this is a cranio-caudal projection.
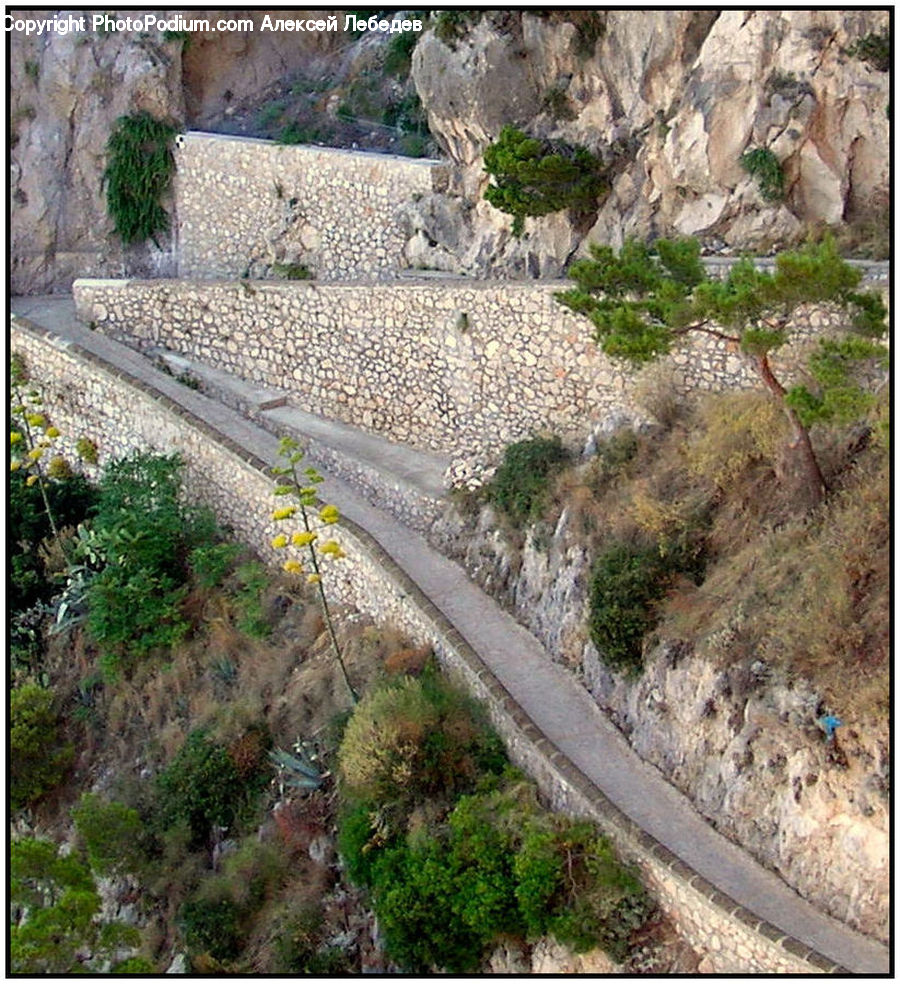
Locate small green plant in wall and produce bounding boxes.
[103,110,180,245]
[740,146,785,203]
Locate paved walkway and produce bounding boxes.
[11,296,890,975]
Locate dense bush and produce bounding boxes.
[337,667,652,972]
[188,541,241,589]
[486,435,570,524]
[156,730,263,848]
[588,543,677,674]
[83,452,215,667]
[340,779,651,972]
[71,794,146,875]
[338,665,506,811]
[178,896,242,961]
[11,837,140,974]
[10,684,74,809]
[483,126,607,236]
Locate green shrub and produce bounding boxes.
[10,685,73,809]
[233,560,272,639]
[383,30,419,76]
[846,30,891,71]
[90,452,197,580]
[336,800,383,887]
[372,837,486,972]
[543,824,651,959]
[432,10,482,47]
[278,122,314,145]
[71,794,146,875]
[338,666,505,810]
[345,781,651,972]
[156,731,253,847]
[189,541,240,589]
[83,452,213,663]
[111,957,157,973]
[87,568,188,672]
[486,435,570,524]
[483,126,607,236]
[179,896,241,960]
[740,147,785,203]
[271,261,313,280]
[257,100,286,127]
[588,543,675,674]
[103,111,179,245]
[11,837,140,974]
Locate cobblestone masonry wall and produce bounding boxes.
[174,133,442,281]
[73,277,870,464]
[11,315,842,974]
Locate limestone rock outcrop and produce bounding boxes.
[10,22,185,294]
[409,10,889,277]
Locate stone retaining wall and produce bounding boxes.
[73,277,862,463]
[175,132,442,281]
[11,314,846,974]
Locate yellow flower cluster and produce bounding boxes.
[319,504,340,525]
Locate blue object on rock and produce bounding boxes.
[818,715,842,740]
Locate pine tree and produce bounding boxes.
[556,236,887,509]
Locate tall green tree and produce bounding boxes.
[556,236,887,509]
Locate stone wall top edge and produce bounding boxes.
[71,276,571,293]
[182,130,443,167]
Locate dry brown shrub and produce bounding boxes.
[685,390,786,492]
[383,645,431,676]
[228,727,270,780]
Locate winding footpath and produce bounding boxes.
[11,295,890,976]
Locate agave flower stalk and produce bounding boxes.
[271,436,358,703]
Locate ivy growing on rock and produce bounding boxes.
[103,111,180,246]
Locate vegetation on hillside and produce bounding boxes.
[336,663,654,971]
[468,369,888,702]
[555,235,887,510]
[9,400,665,971]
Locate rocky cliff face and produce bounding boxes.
[9,22,185,294]
[408,9,890,277]
[429,495,889,943]
[11,10,887,292]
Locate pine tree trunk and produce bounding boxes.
[752,354,827,509]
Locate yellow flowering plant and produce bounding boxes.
[10,354,67,554]
[271,435,357,702]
